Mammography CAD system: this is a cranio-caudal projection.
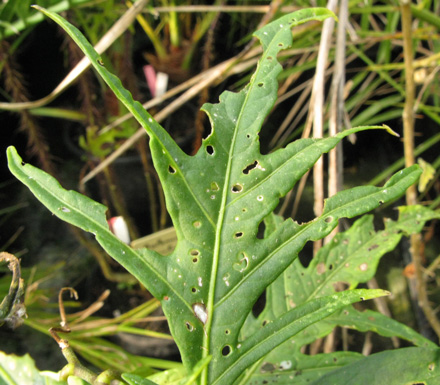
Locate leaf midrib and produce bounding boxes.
[203,21,288,368]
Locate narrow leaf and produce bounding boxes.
[7,146,200,369]
[329,307,437,349]
[310,347,440,385]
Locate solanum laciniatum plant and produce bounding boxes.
[4,6,440,385]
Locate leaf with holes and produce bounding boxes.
[241,205,439,383]
[310,347,440,385]
[245,351,364,385]
[7,6,423,385]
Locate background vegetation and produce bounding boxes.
[0,0,439,383]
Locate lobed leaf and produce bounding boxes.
[7,146,202,368]
[243,205,439,383]
[8,5,425,384]
[212,289,388,385]
[276,205,440,314]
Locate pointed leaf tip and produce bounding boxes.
[382,124,400,137]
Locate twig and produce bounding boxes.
[401,0,440,340]
[401,2,416,202]
[362,331,373,356]
[309,0,337,254]
[145,5,300,14]
[0,0,148,111]
[50,288,122,384]
[327,0,347,205]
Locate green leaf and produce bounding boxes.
[7,145,190,313]
[178,356,212,385]
[212,289,388,385]
[8,6,423,384]
[136,368,186,385]
[310,347,440,385]
[122,373,159,385]
[239,351,363,385]
[281,205,439,312]
[327,307,437,349]
[0,351,75,385]
[243,205,439,383]
[418,158,436,192]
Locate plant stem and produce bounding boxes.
[310,0,337,254]
[401,0,440,340]
[323,0,349,352]
[401,2,416,203]
[328,0,348,237]
[168,0,180,48]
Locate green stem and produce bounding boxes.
[410,3,440,30]
[168,0,180,48]
[60,343,102,384]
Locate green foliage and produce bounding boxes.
[4,5,438,385]
[79,124,136,158]
[311,347,440,385]
[241,206,440,384]
[123,373,159,385]
[0,0,92,40]
[0,351,83,385]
